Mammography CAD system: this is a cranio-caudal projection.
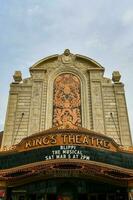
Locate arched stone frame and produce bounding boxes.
[45,66,90,130]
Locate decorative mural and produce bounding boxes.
[53,73,81,128]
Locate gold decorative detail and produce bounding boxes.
[59,49,75,64]
[13,71,22,83]
[53,74,81,128]
[64,49,70,56]
[112,71,121,83]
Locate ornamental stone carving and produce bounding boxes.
[58,49,76,65]
[53,73,81,128]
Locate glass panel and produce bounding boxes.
[47,194,56,200]
[107,194,116,200]
[89,195,97,200]
[97,194,106,200]
[78,194,88,200]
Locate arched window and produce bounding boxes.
[53,73,82,128]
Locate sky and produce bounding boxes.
[0,0,133,140]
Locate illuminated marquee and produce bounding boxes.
[24,133,111,150]
[45,145,90,161]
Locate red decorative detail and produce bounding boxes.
[0,190,5,197]
[57,196,63,200]
[53,74,81,128]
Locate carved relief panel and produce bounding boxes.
[53,73,82,128]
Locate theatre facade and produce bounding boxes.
[0,50,133,200]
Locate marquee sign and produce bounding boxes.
[17,132,118,152]
[44,145,90,161]
[25,134,110,149]
[1,129,132,170]
[0,143,133,170]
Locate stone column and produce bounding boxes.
[112,71,132,146]
[128,190,133,200]
[28,70,46,135]
[90,71,105,134]
[1,87,18,148]
[128,181,133,200]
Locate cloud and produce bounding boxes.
[122,9,133,26]
[27,5,41,16]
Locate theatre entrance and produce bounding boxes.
[10,178,128,200]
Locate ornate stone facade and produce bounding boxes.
[53,73,81,128]
[1,50,132,148]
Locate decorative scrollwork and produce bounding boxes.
[53,73,81,128]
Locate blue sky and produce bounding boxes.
[0,0,133,139]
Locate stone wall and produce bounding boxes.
[1,50,132,148]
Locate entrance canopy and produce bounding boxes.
[0,127,133,188]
